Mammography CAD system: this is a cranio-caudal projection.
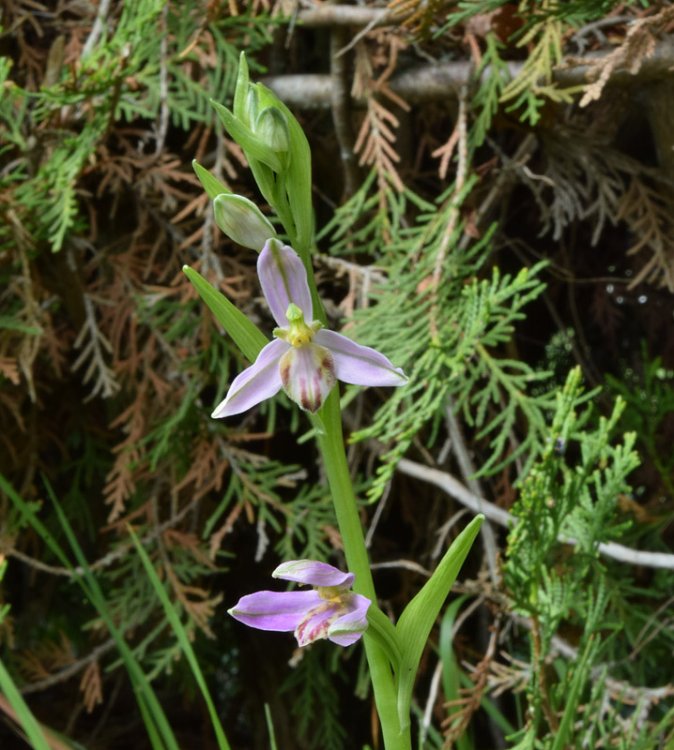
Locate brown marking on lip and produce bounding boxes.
[321,351,336,387]
[300,377,313,411]
[312,373,323,411]
[280,360,291,387]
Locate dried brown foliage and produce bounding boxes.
[352,30,410,195]
[578,5,674,107]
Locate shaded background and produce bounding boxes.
[1,2,673,748]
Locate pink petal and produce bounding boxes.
[314,329,407,387]
[328,594,371,646]
[279,343,336,413]
[229,590,322,632]
[273,560,355,588]
[294,602,341,647]
[258,239,313,326]
[212,338,287,418]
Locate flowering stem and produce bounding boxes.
[317,390,411,750]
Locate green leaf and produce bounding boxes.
[192,160,230,201]
[550,635,599,750]
[438,595,472,750]
[210,100,283,173]
[264,704,278,750]
[395,514,484,731]
[0,659,51,750]
[366,603,403,673]
[182,265,267,362]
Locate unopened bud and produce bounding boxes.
[244,87,259,128]
[254,107,290,155]
[213,193,276,251]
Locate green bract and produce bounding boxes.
[192,159,229,200]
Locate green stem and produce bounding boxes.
[317,390,411,750]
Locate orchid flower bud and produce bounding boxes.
[213,193,276,251]
[254,107,290,156]
[243,87,259,128]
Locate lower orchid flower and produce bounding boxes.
[228,559,371,647]
[212,238,407,417]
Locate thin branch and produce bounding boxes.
[445,403,501,587]
[81,0,114,59]
[296,6,392,28]
[20,639,116,695]
[263,37,674,108]
[370,559,431,577]
[396,458,674,571]
[333,11,394,59]
[510,612,674,706]
[329,11,359,197]
[6,495,201,579]
[264,64,473,108]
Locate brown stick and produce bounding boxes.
[296,6,393,27]
[263,37,674,108]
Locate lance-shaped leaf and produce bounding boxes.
[192,160,230,201]
[182,265,267,363]
[395,514,484,731]
[233,50,252,123]
[210,99,284,173]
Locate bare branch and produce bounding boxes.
[397,458,674,571]
[81,0,114,59]
[329,12,359,197]
[263,37,674,108]
[296,6,392,28]
[20,639,116,696]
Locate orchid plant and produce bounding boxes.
[185,53,483,750]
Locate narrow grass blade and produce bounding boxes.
[1,473,180,750]
[128,526,231,750]
[0,661,52,750]
[438,596,472,750]
[264,704,278,750]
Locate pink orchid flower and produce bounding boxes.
[228,560,371,647]
[212,239,407,417]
